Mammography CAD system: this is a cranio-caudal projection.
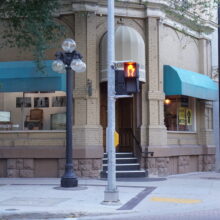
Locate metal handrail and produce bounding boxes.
[128,128,142,154]
[128,128,154,157]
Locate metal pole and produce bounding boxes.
[216,4,220,172]
[103,0,119,203]
[61,66,78,187]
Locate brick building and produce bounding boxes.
[0,0,218,177]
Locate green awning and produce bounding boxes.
[0,60,66,92]
[164,65,218,100]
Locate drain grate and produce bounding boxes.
[201,177,220,180]
[5,208,19,211]
[0,197,70,207]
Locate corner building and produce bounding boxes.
[0,0,217,177]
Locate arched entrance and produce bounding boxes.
[99,25,145,153]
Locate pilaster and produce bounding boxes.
[197,100,215,146]
[74,12,103,157]
[141,17,167,147]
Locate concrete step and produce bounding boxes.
[102,157,138,164]
[102,163,140,171]
[103,152,133,158]
[100,169,147,178]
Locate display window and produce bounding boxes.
[0,91,67,131]
[164,95,195,132]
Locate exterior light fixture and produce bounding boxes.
[52,38,86,187]
[61,38,76,53]
[164,98,171,105]
[52,59,65,73]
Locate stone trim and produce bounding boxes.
[0,145,103,159]
[147,145,215,157]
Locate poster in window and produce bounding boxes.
[16,97,31,108]
[178,107,186,125]
[52,96,66,107]
[186,108,192,125]
[34,97,49,108]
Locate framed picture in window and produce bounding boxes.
[34,97,49,108]
[52,96,66,107]
[16,97,32,108]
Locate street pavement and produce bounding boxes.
[0,172,219,220]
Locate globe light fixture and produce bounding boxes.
[62,38,76,53]
[52,59,65,73]
[52,38,86,188]
[70,59,86,73]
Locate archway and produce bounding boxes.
[100,25,145,153]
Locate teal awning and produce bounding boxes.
[0,60,66,92]
[164,65,218,100]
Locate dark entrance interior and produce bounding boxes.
[100,83,134,152]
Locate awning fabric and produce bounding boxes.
[164,65,218,100]
[100,25,146,82]
[0,60,66,92]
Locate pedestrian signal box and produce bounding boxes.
[115,62,140,95]
[123,62,139,94]
[124,62,138,78]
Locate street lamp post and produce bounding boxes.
[52,38,86,187]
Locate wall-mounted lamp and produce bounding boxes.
[164,98,171,105]
[87,79,92,96]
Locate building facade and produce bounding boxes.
[0,0,218,178]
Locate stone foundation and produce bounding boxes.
[58,158,102,178]
[1,158,102,178]
[145,155,215,176]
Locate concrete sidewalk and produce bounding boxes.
[0,172,220,219]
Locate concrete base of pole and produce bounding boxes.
[102,190,120,205]
[215,161,220,173]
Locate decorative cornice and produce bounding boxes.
[56,1,217,39]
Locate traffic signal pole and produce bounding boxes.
[103,0,120,204]
[217,3,220,172]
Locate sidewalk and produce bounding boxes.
[0,172,220,219]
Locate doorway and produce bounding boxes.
[100,83,134,153]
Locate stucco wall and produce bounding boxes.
[160,25,200,72]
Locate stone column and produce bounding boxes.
[141,17,167,149]
[198,100,215,146]
[198,39,215,147]
[73,13,103,177]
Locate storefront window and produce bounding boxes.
[0,91,67,131]
[164,95,195,132]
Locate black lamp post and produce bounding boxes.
[52,38,86,187]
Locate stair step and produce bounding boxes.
[100,170,147,178]
[104,152,133,158]
[103,163,140,171]
[102,157,138,164]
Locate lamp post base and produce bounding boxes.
[61,176,78,187]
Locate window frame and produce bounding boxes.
[164,95,196,133]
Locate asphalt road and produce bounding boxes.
[2,208,220,220]
[78,209,220,220]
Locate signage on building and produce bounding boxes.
[178,107,186,125]
[186,108,192,125]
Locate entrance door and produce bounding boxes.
[100,83,133,153]
[116,98,133,152]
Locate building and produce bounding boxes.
[0,0,218,178]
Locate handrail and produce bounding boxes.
[128,128,154,157]
[128,128,142,154]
